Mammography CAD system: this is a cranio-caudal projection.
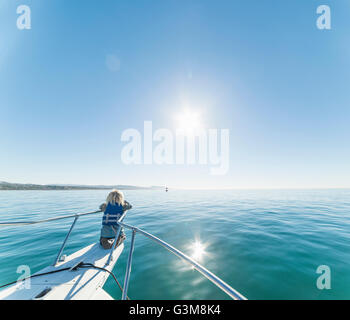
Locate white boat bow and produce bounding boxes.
[0,242,124,300]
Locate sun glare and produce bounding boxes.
[175,110,202,131]
[190,240,206,262]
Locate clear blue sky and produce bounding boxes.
[0,0,349,189]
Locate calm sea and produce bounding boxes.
[0,189,349,300]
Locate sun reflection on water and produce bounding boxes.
[189,240,207,263]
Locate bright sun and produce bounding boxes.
[190,240,206,262]
[175,110,202,131]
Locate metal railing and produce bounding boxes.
[0,210,102,227]
[0,210,104,266]
[118,221,247,300]
[0,210,247,300]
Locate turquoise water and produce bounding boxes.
[0,189,349,300]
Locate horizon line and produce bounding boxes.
[1,181,350,191]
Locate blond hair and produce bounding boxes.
[106,189,125,206]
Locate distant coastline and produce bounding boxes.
[0,181,164,191]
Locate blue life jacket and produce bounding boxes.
[102,203,124,226]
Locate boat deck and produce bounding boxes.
[0,242,124,300]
